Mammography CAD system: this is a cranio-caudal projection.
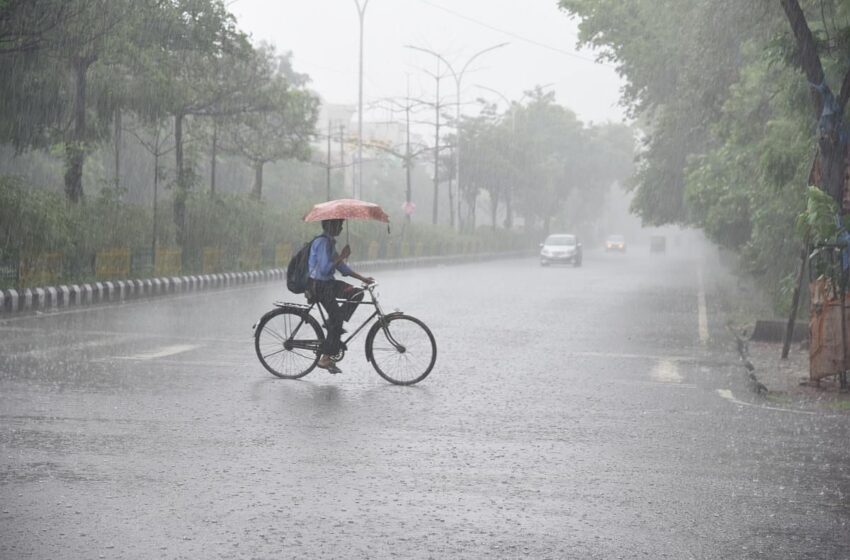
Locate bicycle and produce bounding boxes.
[253,283,436,385]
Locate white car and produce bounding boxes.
[539,234,582,267]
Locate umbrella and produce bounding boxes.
[303,198,391,243]
[303,198,390,223]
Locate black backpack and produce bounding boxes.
[286,235,322,294]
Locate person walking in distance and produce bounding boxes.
[308,218,374,373]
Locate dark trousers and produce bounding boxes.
[311,279,364,356]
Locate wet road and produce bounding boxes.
[2,247,849,559]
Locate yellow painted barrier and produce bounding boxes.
[414,241,424,257]
[96,248,131,280]
[155,248,182,277]
[368,240,379,261]
[275,242,293,267]
[20,253,62,287]
[240,247,261,271]
[202,248,223,274]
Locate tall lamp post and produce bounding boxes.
[405,42,509,231]
[354,0,370,199]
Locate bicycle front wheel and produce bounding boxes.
[367,314,436,385]
[255,307,323,379]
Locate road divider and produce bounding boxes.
[0,250,529,315]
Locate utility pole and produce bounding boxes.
[326,120,332,200]
[339,124,346,194]
[354,0,370,199]
[433,66,441,225]
[404,42,509,232]
[367,92,430,223]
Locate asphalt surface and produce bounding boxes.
[1,246,849,559]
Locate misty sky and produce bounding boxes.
[230,0,626,125]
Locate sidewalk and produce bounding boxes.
[742,339,850,410]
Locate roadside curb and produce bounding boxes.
[728,327,769,394]
[0,250,528,316]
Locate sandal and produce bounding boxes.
[317,358,342,374]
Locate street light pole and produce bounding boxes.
[405,42,509,232]
[354,0,370,200]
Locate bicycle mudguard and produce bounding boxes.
[364,311,405,363]
[255,304,311,330]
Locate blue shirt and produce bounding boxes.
[308,234,353,281]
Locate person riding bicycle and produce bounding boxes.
[308,218,375,373]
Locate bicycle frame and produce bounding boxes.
[280,284,405,352]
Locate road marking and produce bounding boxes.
[94,357,250,368]
[4,336,136,359]
[0,283,272,324]
[697,265,709,345]
[619,380,697,389]
[651,359,683,383]
[566,350,718,364]
[114,344,201,361]
[716,389,816,415]
[0,325,248,345]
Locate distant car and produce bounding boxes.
[540,234,582,267]
[605,234,626,252]
[650,235,667,254]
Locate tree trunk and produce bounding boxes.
[432,176,439,226]
[781,0,849,205]
[173,113,186,245]
[113,108,121,191]
[468,192,477,231]
[505,188,513,229]
[448,160,455,228]
[490,190,499,232]
[252,161,264,199]
[210,118,217,197]
[64,57,89,203]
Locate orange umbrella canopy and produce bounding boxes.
[303,198,390,223]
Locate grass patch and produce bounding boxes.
[825,399,850,410]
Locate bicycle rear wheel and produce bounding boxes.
[255,307,323,379]
[367,314,436,385]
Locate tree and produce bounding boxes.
[129,0,266,243]
[559,0,769,225]
[780,0,850,206]
[560,0,850,308]
[458,102,513,231]
[221,48,319,200]
[0,0,147,202]
[0,0,77,54]
[457,88,633,235]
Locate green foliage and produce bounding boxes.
[459,88,634,234]
[220,46,320,198]
[561,0,850,311]
[0,176,70,258]
[0,176,151,261]
[0,175,528,287]
[795,186,839,243]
